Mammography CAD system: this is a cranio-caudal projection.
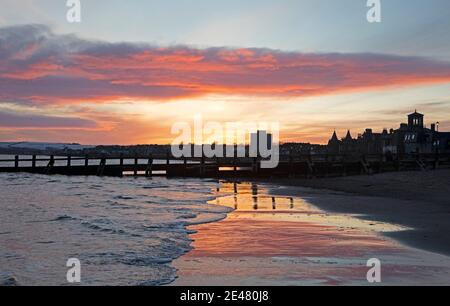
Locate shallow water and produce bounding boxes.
[0,172,230,286]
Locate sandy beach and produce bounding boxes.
[172,179,450,286]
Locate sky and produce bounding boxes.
[0,0,450,145]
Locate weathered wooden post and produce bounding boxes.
[67,155,72,167]
[32,155,36,168]
[85,155,89,168]
[200,154,205,176]
[233,144,238,177]
[214,156,219,177]
[146,154,153,177]
[183,157,187,177]
[102,157,106,175]
[45,155,55,175]
[97,157,106,176]
[119,153,124,166]
[134,155,139,176]
[14,155,19,168]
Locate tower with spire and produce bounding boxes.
[342,130,357,153]
[327,130,340,154]
[344,130,353,142]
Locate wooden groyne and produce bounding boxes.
[0,153,449,178]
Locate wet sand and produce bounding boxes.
[172,182,450,286]
[268,169,450,256]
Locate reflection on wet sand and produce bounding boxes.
[214,182,407,233]
[172,181,450,286]
[217,182,297,211]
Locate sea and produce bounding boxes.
[0,154,231,285]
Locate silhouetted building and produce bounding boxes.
[280,143,326,155]
[327,111,450,156]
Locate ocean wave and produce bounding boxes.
[51,215,78,222]
[114,195,134,200]
[0,275,19,286]
[176,213,197,220]
[81,221,127,235]
[0,172,229,286]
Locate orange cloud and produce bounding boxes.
[1,25,450,106]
